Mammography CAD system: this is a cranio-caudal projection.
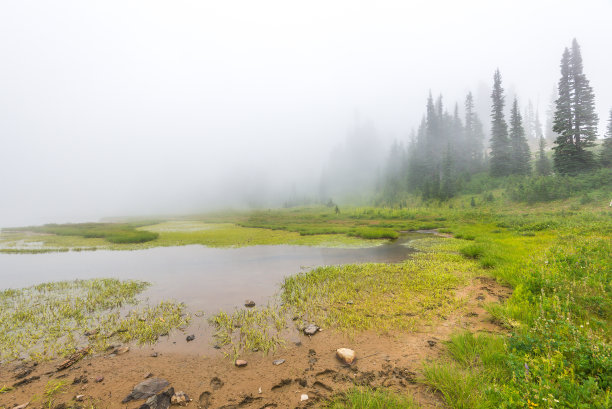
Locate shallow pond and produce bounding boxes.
[0,233,421,313]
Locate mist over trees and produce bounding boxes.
[345,38,609,205]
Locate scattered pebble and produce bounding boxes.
[171,391,191,406]
[144,372,153,379]
[300,394,309,401]
[258,386,262,394]
[13,403,29,409]
[235,359,248,367]
[75,395,85,402]
[186,334,195,342]
[336,348,356,365]
[95,376,104,383]
[244,300,256,308]
[150,352,158,357]
[303,324,319,336]
[427,340,437,347]
[272,359,285,366]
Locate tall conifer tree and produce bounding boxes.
[489,69,510,176]
[600,109,612,168]
[509,98,531,175]
[553,39,598,174]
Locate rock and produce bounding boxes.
[72,375,88,384]
[112,346,130,355]
[171,391,190,406]
[139,387,174,409]
[336,348,356,365]
[13,404,29,409]
[303,324,319,336]
[57,347,90,371]
[244,300,256,308]
[272,359,285,366]
[144,372,153,379]
[186,335,195,342]
[150,352,159,357]
[75,395,85,402]
[235,359,247,367]
[84,329,98,337]
[300,394,309,401]
[427,340,436,347]
[95,376,104,383]
[122,378,170,403]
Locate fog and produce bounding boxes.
[1,0,611,227]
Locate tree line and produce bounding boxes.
[379,39,612,203]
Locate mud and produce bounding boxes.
[0,277,510,409]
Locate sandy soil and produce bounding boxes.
[0,277,511,409]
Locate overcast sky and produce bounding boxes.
[1,0,611,227]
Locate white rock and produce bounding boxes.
[336,348,356,364]
[300,394,309,401]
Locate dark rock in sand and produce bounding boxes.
[244,300,256,308]
[198,391,211,408]
[427,340,436,347]
[186,334,195,342]
[122,378,170,403]
[138,387,174,409]
[304,324,319,336]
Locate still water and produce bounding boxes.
[0,234,421,312]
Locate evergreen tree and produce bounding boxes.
[535,110,552,175]
[536,136,552,176]
[464,92,484,170]
[545,86,558,145]
[601,109,612,168]
[553,39,599,174]
[509,98,531,175]
[489,69,511,176]
[524,100,537,147]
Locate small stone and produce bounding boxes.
[272,359,285,366]
[300,394,309,401]
[346,300,354,305]
[171,391,190,406]
[144,372,153,379]
[427,340,436,347]
[186,334,195,342]
[303,324,319,336]
[13,403,29,409]
[235,359,248,367]
[336,348,356,365]
[75,395,85,402]
[122,378,170,403]
[244,300,256,308]
[95,376,104,383]
[150,352,158,357]
[258,386,262,394]
[213,344,221,349]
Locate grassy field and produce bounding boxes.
[0,220,386,253]
[204,197,611,408]
[1,186,610,408]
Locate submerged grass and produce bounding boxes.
[209,304,288,360]
[0,279,189,362]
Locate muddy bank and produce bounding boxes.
[0,277,511,409]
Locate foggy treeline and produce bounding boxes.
[315,39,612,207]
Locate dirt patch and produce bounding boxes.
[0,277,510,409]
